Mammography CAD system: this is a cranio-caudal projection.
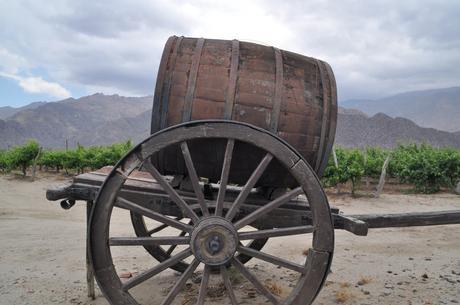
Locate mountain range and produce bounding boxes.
[341,87,460,132]
[0,101,47,120]
[0,89,459,149]
[336,109,460,148]
[0,94,152,149]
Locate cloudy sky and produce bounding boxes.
[1,0,459,107]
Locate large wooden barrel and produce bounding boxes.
[151,36,337,187]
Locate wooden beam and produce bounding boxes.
[351,210,460,228]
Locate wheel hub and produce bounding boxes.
[191,217,238,265]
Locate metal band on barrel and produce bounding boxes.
[315,60,330,173]
[270,47,283,132]
[160,36,183,130]
[151,36,177,133]
[224,39,240,119]
[183,38,205,122]
[317,62,337,176]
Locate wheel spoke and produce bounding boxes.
[109,236,190,246]
[147,217,183,235]
[226,153,273,221]
[147,223,168,235]
[234,187,303,229]
[117,197,193,233]
[142,159,200,223]
[165,230,188,255]
[122,248,192,291]
[237,245,306,273]
[160,259,200,305]
[181,141,209,216]
[196,265,211,305]
[215,139,235,216]
[239,225,314,240]
[220,266,238,305]
[231,258,278,305]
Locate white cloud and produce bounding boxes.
[17,76,71,98]
[1,0,459,101]
[0,72,71,99]
[0,48,29,74]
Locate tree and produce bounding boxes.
[8,140,40,176]
[322,147,365,195]
[0,150,9,173]
[438,148,460,190]
[364,147,387,179]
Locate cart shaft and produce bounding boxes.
[351,210,460,229]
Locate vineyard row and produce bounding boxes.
[1,140,459,194]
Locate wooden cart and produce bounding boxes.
[46,36,460,305]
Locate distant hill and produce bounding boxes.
[341,87,460,132]
[1,93,459,149]
[0,101,47,120]
[0,94,152,149]
[337,107,367,116]
[336,112,460,148]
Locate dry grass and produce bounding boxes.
[357,276,373,286]
[340,281,351,288]
[227,266,244,285]
[335,288,353,303]
[264,280,284,296]
[206,282,226,298]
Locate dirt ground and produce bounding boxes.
[0,173,459,305]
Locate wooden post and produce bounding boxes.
[32,147,42,181]
[86,200,95,299]
[363,149,370,188]
[374,155,391,198]
[332,148,340,194]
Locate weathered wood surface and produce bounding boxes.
[352,210,460,228]
[151,36,338,183]
[47,169,460,234]
[374,154,391,197]
[46,168,339,213]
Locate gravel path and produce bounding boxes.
[0,174,459,305]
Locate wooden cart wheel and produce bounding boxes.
[129,212,269,273]
[90,120,334,305]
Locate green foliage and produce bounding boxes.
[39,150,66,172]
[1,138,458,195]
[0,150,9,172]
[322,144,460,194]
[2,139,133,175]
[322,147,365,195]
[437,148,460,189]
[8,140,40,176]
[389,144,460,193]
[363,147,388,179]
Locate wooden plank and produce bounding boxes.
[351,210,460,228]
[333,214,368,236]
